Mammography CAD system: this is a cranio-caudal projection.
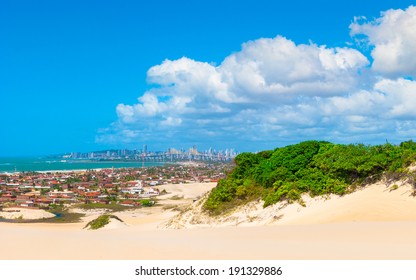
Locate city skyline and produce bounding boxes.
[65,144,238,162]
[2,1,416,156]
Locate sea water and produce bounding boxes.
[0,157,166,173]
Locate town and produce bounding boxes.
[0,162,232,212]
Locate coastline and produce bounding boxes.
[0,157,168,174]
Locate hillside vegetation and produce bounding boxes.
[204,140,416,215]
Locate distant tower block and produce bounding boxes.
[143,144,148,155]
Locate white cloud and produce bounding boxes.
[350,5,416,78]
[161,116,182,127]
[376,78,416,117]
[320,89,386,116]
[220,36,368,100]
[147,57,234,103]
[98,6,416,150]
[315,78,416,140]
[114,36,369,130]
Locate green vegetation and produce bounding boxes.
[75,203,130,212]
[84,214,124,230]
[44,205,85,223]
[47,212,85,223]
[204,140,416,215]
[85,214,110,230]
[390,184,399,191]
[140,199,154,207]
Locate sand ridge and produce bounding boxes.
[165,181,416,228]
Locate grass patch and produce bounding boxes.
[75,203,130,212]
[84,214,124,230]
[45,205,85,223]
[140,199,155,207]
[47,212,85,223]
[85,215,110,230]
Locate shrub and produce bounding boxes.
[263,191,282,208]
[85,215,110,230]
[203,140,416,214]
[140,199,154,207]
[390,184,399,191]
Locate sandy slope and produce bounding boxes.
[279,182,416,224]
[164,182,416,228]
[1,181,416,260]
[0,207,55,219]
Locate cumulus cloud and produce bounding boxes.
[220,37,368,100]
[98,5,416,150]
[115,36,368,124]
[350,5,416,78]
[376,78,416,117]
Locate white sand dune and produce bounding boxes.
[0,207,56,220]
[278,182,416,224]
[164,181,416,228]
[1,181,416,259]
[101,218,127,230]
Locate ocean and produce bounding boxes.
[0,157,166,173]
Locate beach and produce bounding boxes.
[1,182,416,260]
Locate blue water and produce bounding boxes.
[0,157,166,173]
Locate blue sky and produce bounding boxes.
[1,0,416,156]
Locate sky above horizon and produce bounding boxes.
[1,0,416,156]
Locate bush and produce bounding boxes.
[140,199,154,207]
[85,215,110,230]
[263,191,282,208]
[287,189,301,202]
[390,184,399,191]
[203,140,416,214]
